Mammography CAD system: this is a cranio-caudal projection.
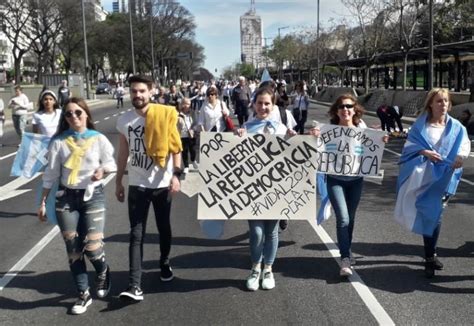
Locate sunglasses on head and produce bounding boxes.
[337,104,355,110]
[64,110,83,118]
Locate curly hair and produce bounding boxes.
[328,93,365,126]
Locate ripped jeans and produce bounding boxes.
[55,185,107,293]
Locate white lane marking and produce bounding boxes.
[94,120,100,124]
[384,148,474,186]
[113,113,118,117]
[0,173,116,291]
[0,225,60,291]
[0,173,42,202]
[104,116,110,120]
[0,152,17,161]
[308,220,395,325]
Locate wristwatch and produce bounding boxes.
[173,168,183,178]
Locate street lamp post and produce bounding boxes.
[428,0,433,89]
[81,0,90,99]
[277,26,289,80]
[129,0,136,75]
[316,0,320,89]
[149,1,155,80]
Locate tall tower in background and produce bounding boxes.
[240,0,263,69]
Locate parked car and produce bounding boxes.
[95,83,112,94]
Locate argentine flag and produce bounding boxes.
[11,132,51,178]
[394,113,466,236]
[317,173,332,224]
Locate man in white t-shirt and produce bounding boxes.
[8,85,30,141]
[115,75,182,302]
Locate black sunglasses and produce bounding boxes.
[64,110,83,118]
[337,104,355,110]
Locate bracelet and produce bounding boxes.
[173,169,183,178]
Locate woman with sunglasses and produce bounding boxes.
[311,94,388,277]
[37,97,116,315]
[197,87,230,132]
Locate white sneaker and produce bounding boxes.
[246,269,261,291]
[340,257,353,277]
[192,161,199,170]
[261,270,275,290]
[183,167,189,174]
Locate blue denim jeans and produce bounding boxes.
[55,186,107,293]
[248,220,279,266]
[12,114,27,139]
[327,176,364,259]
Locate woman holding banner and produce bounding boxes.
[237,87,296,291]
[37,98,116,314]
[310,94,388,277]
[394,88,470,278]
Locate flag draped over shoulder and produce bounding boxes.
[317,173,332,224]
[394,113,466,236]
[11,132,51,178]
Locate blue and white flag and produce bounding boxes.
[261,68,271,83]
[394,113,466,236]
[11,132,51,178]
[316,173,332,224]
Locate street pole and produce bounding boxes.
[81,0,90,99]
[277,26,289,80]
[129,0,136,75]
[316,0,320,89]
[428,0,433,89]
[149,1,155,80]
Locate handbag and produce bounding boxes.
[224,115,235,132]
[220,101,235,132]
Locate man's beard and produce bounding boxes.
[132,97,149,110]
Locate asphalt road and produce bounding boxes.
[0,99,473,325]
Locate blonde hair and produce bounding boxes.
[423,88,451,119]
[179,97,191,111]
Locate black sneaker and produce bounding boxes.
[432,255,444,270]
[119,285,144,301]
[96,265,111,298]
[160,260,174,282]
[279,220,288,231]
[424,260,435,279]
[71,289,92,315]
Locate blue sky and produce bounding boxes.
[101,0,345,76]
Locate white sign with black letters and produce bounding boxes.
[198,132,317,221]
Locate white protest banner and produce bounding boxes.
[198,132,318,221]
[315,124,386,177]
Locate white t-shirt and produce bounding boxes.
[32,109,62,137]
[116,110,173,189]
[9,94,30,115]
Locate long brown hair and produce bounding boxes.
[328,93,364,126]
[55,97,96,136]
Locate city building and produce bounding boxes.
[112,0,120,13]
[240,0,264,69]
[84,0,108,22]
